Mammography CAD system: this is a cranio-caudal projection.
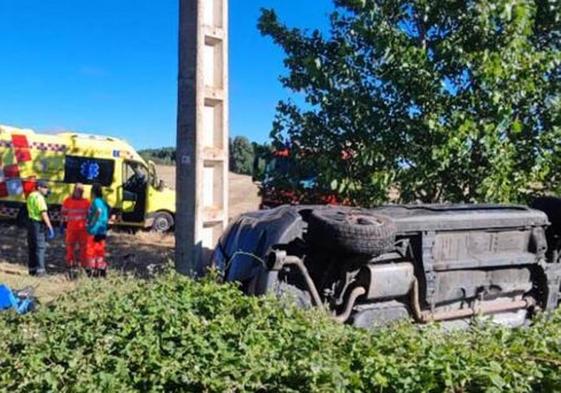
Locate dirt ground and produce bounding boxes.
[0,169,260,302]
[0,229,175,302]
[155,166,261,220]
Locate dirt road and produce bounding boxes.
[0,169,260,301]
[156,166,261,219]
[0,228,175,302]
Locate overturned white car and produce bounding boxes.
[213,203,561,328]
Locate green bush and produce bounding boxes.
[0,273,560,392]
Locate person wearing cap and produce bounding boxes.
[61,183,90,278]
[26,180,54,276]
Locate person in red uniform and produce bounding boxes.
[86,183,110,278]
[61,183,90,278]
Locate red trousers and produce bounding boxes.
[65,229,88,267]
[86,235,107,270]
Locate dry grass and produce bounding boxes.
[0,224,175,302]
[0,263,78,303]
[156,165,261,219]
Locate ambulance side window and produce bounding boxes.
[64,156,115,186]
[123,161,148,190]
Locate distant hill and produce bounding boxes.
[139,147,176,165]
[154,165,260,219]
[140,138,270,177]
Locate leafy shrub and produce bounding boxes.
[0,273,560,392]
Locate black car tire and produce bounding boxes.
[152,211,174,233]
[307,207,396,256]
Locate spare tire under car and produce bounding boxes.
[307,207,397,256]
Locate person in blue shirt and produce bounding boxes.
[86,183,110,277]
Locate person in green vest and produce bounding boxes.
[26,180,55,276]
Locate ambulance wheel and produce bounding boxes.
[152,211,174,233]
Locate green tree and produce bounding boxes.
[229,136,255,175]
[251,141,271,181]
[259,0,561,205]
[139,147,176,165]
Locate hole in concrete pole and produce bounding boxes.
[204,38,223,89]
[203,161,225,210]
[203,99,224,149]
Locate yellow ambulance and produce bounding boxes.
[0,124,176,232]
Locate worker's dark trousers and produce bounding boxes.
[27,220,47,276]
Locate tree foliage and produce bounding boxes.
[259,0,561,205]
[229,136,255,175]
[251,141,272,180]
[139,139,269,178]
[139,147,176,165]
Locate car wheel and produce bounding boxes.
[307,207,396,256]
[152,211,174,233]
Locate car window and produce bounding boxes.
[123,161,148,183]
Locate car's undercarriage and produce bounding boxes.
[213,203,561,329]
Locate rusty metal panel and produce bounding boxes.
[431,230,534,270]
[357,263,415,300]
[433,268,532,304]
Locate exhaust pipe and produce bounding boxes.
[271,251,323,307]
[333,286,366,323]
[410,279,535,323]
[271,251,367,322]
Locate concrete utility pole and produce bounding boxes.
[176,0,229,275]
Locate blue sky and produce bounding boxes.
[0,1,333,149]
